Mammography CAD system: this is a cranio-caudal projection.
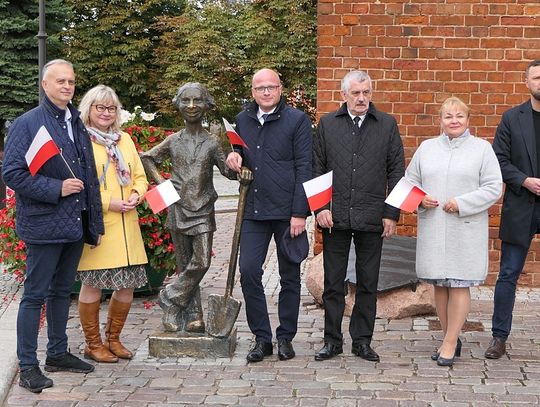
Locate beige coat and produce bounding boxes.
[78,132,148,271]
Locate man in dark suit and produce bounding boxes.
[225,68,312,362]
[313,70,404,362]
[487,59,540,359]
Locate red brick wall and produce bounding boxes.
[317,0,540,285]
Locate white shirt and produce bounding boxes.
[64,108,74,142]
[257,107,276,125]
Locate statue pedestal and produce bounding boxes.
[148,328,237,358]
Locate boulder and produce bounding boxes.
[305,253,435,319]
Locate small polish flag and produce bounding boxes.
[223,118,248,148]
[303,171,333,212]
[144,180,181,214]
[385,177,427,212]
[25,126,60,176]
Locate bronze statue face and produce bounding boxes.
[177,87,208,123]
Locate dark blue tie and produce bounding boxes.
[353,116,361,128]
[262,113,269,122]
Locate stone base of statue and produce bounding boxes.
[148,328,237,358]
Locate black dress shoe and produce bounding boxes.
[314,342,343,361]
[277,339,295,360]
[484,337,506,359]
[352,343,380,362]
[431,338,462,361]
[246,341,273,362]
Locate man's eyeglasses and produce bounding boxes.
[93,104,118,113]
[253,85,280,94]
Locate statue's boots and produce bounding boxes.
[79,300,118,363]
[185,289,205,333]
[104,298,133,359]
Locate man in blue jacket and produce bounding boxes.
[226,68,312,362]
[2,59,104,393]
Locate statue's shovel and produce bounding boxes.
[206,173,252,338]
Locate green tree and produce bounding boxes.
[152,0,316,123]
[62,0,186,111]
[0,0,65,135]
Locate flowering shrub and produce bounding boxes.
[0,190,26,282]
[126,124,177,276]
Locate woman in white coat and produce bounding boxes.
[406,97,502,366]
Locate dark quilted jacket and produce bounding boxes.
[313,102,404,232]
[235,98,312,220]
[2,96,104,245]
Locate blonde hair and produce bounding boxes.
[78,85,122,132]
[439,96,470,118]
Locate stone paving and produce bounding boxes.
[3,203,540,405]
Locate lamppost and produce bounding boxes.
[37,0,47,101]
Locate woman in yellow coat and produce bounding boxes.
[77,85,148,363]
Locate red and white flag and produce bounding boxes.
[223,118,248,148]
[303,171,333,212]
[25,126,60,176]
[385,177,427,212]
[145,180,181,214]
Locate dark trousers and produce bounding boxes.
[492,204,540,340]
[17,239,84,370]
[322,228,383,346]
[239,220,301,343]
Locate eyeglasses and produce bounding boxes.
[253,85,281,94]
[92,104,118,113]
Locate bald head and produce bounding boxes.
[251,68,282,112]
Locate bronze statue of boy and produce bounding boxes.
[141,83,236,332]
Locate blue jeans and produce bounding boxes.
[492,204,540,340]
[17,240,84,370]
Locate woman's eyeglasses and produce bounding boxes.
[92,104,118,113]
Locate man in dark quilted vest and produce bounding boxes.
[313,70,405,363]
[3,59,104,393]
[226,68,312,363]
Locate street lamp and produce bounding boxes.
[37,0,47,101]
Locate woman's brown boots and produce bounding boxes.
[104,298,134,359]
[78,300,118,363]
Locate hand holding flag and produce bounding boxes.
[223,118,248,148]
[145,179,181,214]
[303,171,333,212]
[25,126,60,176]
[385,177,427,212]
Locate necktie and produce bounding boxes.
[262,113,269,122]
[353,116,361,128]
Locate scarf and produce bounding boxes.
[87,127,131,186]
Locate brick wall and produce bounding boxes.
[317,0,540,285]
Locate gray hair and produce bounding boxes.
[42,59,73,79]
[78,85,123,132]
[172,82,216,110]
[341,70,372,93]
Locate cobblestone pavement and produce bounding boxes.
[3,210,540,406]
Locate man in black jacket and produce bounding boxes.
[485,59,540,359]
[226,68,312,362]
[313,70,404,362]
